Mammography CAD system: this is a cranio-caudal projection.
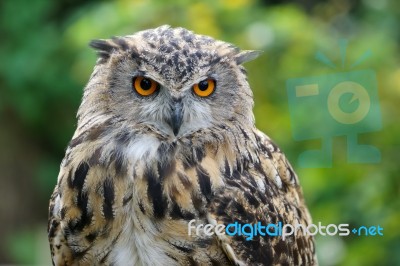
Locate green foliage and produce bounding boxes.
[6,229,36,264]
[1,0,399,265]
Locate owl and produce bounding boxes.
[48,25,317,265]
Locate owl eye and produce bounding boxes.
[193,79,216,97]
[133,76,159,96]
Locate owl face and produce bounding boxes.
[83,25,260,138]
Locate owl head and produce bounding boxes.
[79,25,261,138]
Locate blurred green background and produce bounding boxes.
[1,0,399,265]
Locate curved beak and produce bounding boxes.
[169,98,183,136]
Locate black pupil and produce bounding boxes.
[140,78,152,90]
[198,80,209,91]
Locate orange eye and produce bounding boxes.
[133,76,159,96]
[193,79,216,97]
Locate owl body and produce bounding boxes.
[48,25,317,265]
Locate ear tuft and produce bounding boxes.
[89,39,116,60]
[234,50,263,65]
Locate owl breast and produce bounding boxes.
[109,135,177,265]
[110,210,180,266]
[107,132,230,265]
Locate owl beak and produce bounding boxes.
[170,99,183,136]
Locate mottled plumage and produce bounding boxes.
[48,25,317,265]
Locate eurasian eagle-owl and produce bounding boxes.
[48,25,317,266]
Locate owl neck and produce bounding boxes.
[68,116,259,178]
